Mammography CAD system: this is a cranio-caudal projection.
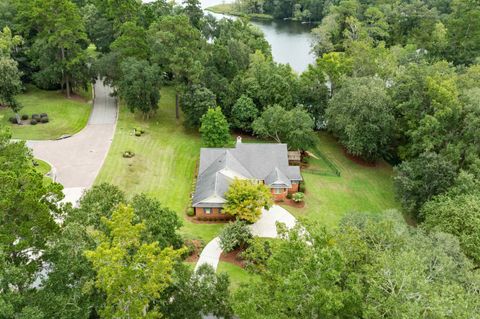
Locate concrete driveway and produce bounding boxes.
[27,81,117,206]
[195,205,297,271]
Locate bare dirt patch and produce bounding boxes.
[342,148,377,167]
[220,247,246,268]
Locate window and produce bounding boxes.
[204,208,211,214]
[274,188,284,194]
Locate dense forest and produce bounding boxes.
[1,0,480,317]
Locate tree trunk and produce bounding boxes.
[175,92,180,120]
[60,47,70,98]
[65,74,71,99]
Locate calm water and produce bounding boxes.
[202,0,315,73]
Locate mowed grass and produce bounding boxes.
[217,262,258,292]
[285,132,399,227]
[0,86,92,140]
[95,87,224,242]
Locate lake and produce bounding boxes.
[201,0,316,73]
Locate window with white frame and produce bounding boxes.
[204,208,211,214]
[274,188,283,194]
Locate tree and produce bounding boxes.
[315,52,352,96]
[160,264,233,319]
[446,0,480,65]
[18,0,90,97]
[148,14,206,119]
[118,58,162,118]
[233,212,480,318]
[199,107,230,148]
[231,95,258,132]
[131,194,183,249]
[219,220,253,252]
[394,152,457,219]
[181,85,216,128]
[422,189,480,264]
[297,63,329,129]
[0,27,23,114]
[0,57,22,113]
[183,0,203,30]
[252,104,315,150]
[224,179,273,223]
[85,204,184,318]
[0,127,63,315]
[326,76,394,162]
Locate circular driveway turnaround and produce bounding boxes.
[195,205,297,271]
[27,81,117,206]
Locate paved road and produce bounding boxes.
[195,205,297,271]
[27,81,117,206]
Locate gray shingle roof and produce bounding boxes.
[193,142,302,207]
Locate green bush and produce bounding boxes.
[32,114,40,120]
[135,131,142,137]
[299,182,306,193]
[187,208,195,217]
[122,150,135,158]
[21,114,29,120]
[41,116,49,123]
[30,119,38,125]
[40,113,48,118]
[241,237,276,273]
[286,193,292,199]
[219,220,252,252]
[9,117,17,124]
[292,192,304,203]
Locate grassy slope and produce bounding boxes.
[95,87,224,242]
[286,132,399,227]
[0,86,92,140]
[206,4,273,21]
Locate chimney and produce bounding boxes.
[236,136,242,145]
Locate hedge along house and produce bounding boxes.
[192,137,302,220]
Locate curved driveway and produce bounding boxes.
[27,81,117,205]
[195,205,297,271]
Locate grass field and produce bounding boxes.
[95,87,224,242]
[285,132,399,227]
[0,86,92,140]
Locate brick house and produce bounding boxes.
[192,137,302,220]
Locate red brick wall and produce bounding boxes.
[288,182,299,194]
[194,207,234,220]
[271,188,288,201]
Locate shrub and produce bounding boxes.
[21,114,28,120]
[219,220,252,252]
[9,117,17,124]
[187,208,195,217]
[292,192,304,203]
[30,119,38,125]
[241,237,276,273]
[299,182,306,193]
[40,113,48,118]
[135,131,142,137]
[32,114,40,120]
[286,193,292,199]
[41,116,49,123]
[122,150,135,158]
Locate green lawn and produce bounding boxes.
[285,132,399,227]
[33,158,53,185]
[217,262,257,291]
[95,87,224,242]
[0,86,92,140]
